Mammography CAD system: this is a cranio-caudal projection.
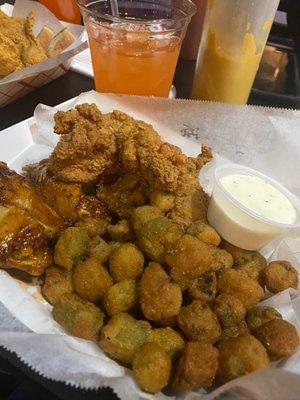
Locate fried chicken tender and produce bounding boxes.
[0,33,23,76]
[217,334,269,384]
[217,269,264,310]
[47,105,211,223]
[53,293,104,341]
[263,261,298,293]
[99,313,151,364]
[42,265,73,306]
[73,258,113,302]
[140,262,182,322]
[172,342,219,391]
[147,327,185,358]
[0,11,47,77]
[133,343,171,394]
[48,104,117,183]
[254,319,299,360]
[165,235,215,290]
[246,306,282,332]
[177,300,221,343]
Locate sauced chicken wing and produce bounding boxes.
[0,205,52,276]
[25,160,109,223]
[0,164,63,275]
[0,163,64,239]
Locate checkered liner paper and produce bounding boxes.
[0,0,88,108]
[0,62,72,108]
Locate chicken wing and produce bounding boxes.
[0,164,65,275]
[0,162,64,239]
[25,159,110,223]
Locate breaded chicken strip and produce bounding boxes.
[47,103,212,222]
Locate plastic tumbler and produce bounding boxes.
[38,0,81,24]
[78,0,196,97]
[191,0,280,104]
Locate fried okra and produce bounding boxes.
[211,249,234,273]
[140,262,182,322]
[222,242,267,285]
[109,243,144,282]
[220,321,249,342]
[99,313,151,364]
[53,293,104,340]
[149,190,175,213]
[131,205,163,235]
[237,253,267,285]
[217,334,269,383]
[214,294,246,328]
[188,272,217,302]
[103,279,138,316]
[107,220,134,242]
[165,235,215,290]
[221,241,255,265]
[73,258,113,302]
[177,300,221,344]
[254,319,299,360]
[75,218,108,238]
[246,306,282,332]
[88,236,112,264]
[263,261,298,293]
[133,343,171,394]
[42,266,73,306]
[148,327,185,358]
[137,217,184,263]
[217,269,264,310]
[172,342,218,391]
[54,227,90,270]
[186,221,221,247]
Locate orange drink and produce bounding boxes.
[39,0,81,24]
[78,0,196,97]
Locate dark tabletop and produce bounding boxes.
[0,1,300,399]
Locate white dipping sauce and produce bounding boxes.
[220,174,297,225]
[207,167,299,250]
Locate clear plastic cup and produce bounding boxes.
[78,0,196,97]
[191,0,280,104]
[207,165,300,250]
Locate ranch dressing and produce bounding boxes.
[220,174,297,225]
[207,166,300,250]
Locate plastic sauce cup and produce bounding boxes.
[207,165,300,250]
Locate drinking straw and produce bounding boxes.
[110,0,120,17]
